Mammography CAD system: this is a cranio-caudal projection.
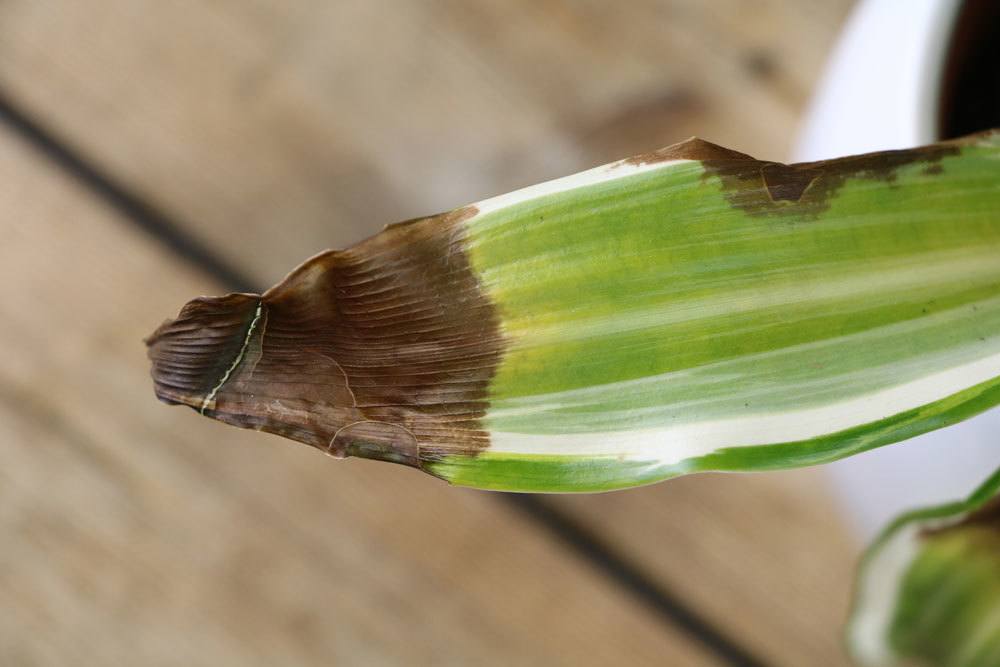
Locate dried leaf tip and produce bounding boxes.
[146,292,263,410]
[146,205,502,469]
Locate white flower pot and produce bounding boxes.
[795,0,1000,539]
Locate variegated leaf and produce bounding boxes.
[848,465,1000,666]
[147,131,1000,492]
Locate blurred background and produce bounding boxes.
[1,0,959,665]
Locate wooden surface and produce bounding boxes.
[0,2,859,665]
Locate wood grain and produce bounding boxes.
[551,473,858,665]
[0,131,716,666]
[0,0,852,284]
[0,2,860,665]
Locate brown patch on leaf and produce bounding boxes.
[145,293,261,403]
[624,136,756,166]
[146,205,504,470]
[626,135,970,217]
[922,496,1000,539]
[958,496,1000,530]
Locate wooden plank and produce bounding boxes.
[550,473,858,665]
[0,2,860,664]
[0,131,717,665]
[0,0,852,284]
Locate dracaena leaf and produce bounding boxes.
[847,466,1000,667]
[147,131,1000,492]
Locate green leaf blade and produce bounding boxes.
[434,132,1000,490]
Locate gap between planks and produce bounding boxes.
[0,88,770,667]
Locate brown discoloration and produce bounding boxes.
[145,293,261,402]
[958,496,1000,531]
[146,205,504,469]
[627,135,968,217]
[923,496,1000,539]
[624,136,756,166]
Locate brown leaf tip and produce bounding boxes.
[146,293,262,409]
[146,205,503,470]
